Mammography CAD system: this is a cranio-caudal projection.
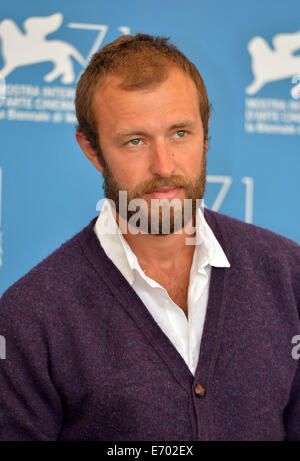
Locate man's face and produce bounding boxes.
[92,67,207,234]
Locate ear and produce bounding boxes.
[204,117,210,154]
[75,130,104,174]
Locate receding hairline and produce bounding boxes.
[90,63,204,130]
[75,33,211,161]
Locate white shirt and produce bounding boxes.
[94,199,230,375]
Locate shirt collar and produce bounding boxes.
[94,198,230,285]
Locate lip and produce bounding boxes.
[146,187,182,200]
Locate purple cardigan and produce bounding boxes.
[0,210,300,441]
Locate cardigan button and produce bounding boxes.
[194,384,206,398]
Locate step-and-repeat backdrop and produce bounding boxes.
[1,0,300,295]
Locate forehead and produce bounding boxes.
[92,67,201,130]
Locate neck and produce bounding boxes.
[116,212,196,271]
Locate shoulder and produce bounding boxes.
[205,208,300,268]
[0,218,100,313]
[205,210,300,309]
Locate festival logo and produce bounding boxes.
[245,30,300,136]
[246,30,300,95]
[0,12,130,124]
[0,13,86,84]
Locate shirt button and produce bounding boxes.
[194,384,206,398]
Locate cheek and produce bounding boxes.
[113,162,147,189]
[119,155,150,179]
[177,150,204,176]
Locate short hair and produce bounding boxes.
[75,33,211,164]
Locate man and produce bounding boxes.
[0,34,300,441]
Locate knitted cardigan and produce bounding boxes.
[0,209,300,441]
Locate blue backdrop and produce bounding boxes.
[1,0,300,295]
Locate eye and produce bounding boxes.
[174,130,187,138]
[127,138,142,146]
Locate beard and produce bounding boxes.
[100,151,207,235]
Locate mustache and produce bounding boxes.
[131,175,191,198]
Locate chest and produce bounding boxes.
[144,269,191,317]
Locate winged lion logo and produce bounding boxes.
[246,30,300,95]
[0,12,86,84]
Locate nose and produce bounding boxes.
[149,139,175,178]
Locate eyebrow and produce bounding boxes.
[113,120,195,141]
